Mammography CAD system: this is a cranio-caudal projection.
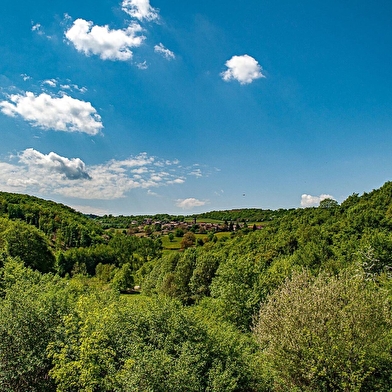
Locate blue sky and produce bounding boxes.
[0,0,391,215]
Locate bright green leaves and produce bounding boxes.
[46,291,263,391]
[48,293,121,392]
[254,270,392,391]
[0,259,70,391]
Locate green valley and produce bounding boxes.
[1,183,392,391]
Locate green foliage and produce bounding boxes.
[95,263,117,283]
[181,231,196,249]
[111,263,134,292]
[58,232,162,277]
[48,294,264,391]
[175,227,184,237]
[0,218,55,273]
[254,270,392,391]
[58,244,117,276]
[319,197,339,209]
[210,254,268,330]
[2,183,392,390]
[48,291,124,392]
[197,207,289,223]
[142,248,222,305]
[0,259,75,391]
[0,191,103,250]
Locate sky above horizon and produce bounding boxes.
[0,0,391,215]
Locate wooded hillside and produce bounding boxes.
[0,183,392,391]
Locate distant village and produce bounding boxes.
[127,217,263,236]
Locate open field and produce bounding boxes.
[160,231,231,251]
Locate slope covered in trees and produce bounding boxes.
[0,191,104,249]
[0,183,392,391]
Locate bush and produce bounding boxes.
[253,269,392,391]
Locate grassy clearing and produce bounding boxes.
[161,235,182,250]
[160,231,232,251]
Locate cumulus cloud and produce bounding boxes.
[301,193,335,207]
[19,148,91,180]
[154,43,175,60]
[0,92,103,135]
[65,18,144,61]
[221,54,265,85]
[0,150,205,200]
[122,0,159,21]
[176,198,206,209]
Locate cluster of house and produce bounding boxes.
[130,218,262,235]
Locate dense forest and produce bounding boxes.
[0,183,392,391]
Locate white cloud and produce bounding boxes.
[188,168,202,178]
[122,0,159,21]
[60,84,88,93]
[301,193,335,207]
[167,178,185,185]
[0,150,205,201]
[147,189,159,197]
[70,204,110,215]
[19,148,91,180]
[43,79,57,87]
[132,167,148,174]
[21,74,31,81]
[154,43,175,60]
[65,18,144,61]
[221,54,265,85]
[0,92,103,135]
[31,22,51,39]
[110,153,155,169]
[31,23,41,31]
[176,198,206,210]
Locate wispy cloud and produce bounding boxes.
[221,54,265,85]
[70,204,110,216]
[188,168,202,178]
[136,61,148,69]
[301,193,335,207]
[31,21,51,39]
[0,150,206,200]
[122,0,159,22]
[176,198,207,210]
[21,74,31,81]
[60,83,88,93]
[65,18,144,61]
[154,43,175,60]
[0,91,103,135]
[31,23,41,32]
